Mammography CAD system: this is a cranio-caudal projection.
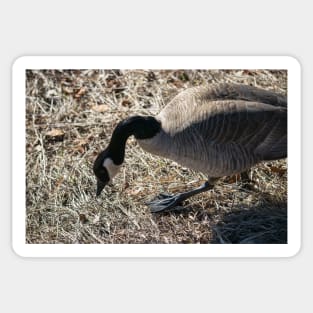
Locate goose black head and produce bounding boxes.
[93,148,121,196]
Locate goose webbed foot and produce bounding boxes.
[147,180,215,213]
[147,193,185,213]
[240,171,259,191]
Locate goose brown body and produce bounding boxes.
[138,83,287,178]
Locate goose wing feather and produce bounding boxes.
[204,83,287,107]
[140,84,287,177]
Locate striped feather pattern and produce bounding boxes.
[138,84,287,178]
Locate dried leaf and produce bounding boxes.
[71,146,85,154]
[242,70,254,76]
[128,187,144,196]
[79,213,88,224]
[121,99,132,107]
[62,86,74,94]
[74,87,87,98]
[55,177,64,189]
[71,138,89,154]
[91,104,109,113]
[269,166,287,175]
[46,129,65,138]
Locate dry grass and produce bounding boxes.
[26,69,287,244]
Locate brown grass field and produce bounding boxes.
[26,69,287,244]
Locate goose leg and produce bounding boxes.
[147,180,215,213]
[240,171,258,191]
[240,171,250,181]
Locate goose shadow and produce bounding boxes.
[210,198,287,244]
[151,192,287,244]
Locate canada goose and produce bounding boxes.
[93,83,287,212]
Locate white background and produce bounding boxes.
[1,0,311,312]
[12,56,301,258]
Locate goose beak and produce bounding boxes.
[96,180,107,196]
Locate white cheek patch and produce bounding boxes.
[102,158,121,181]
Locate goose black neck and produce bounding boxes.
[108,116,161,165]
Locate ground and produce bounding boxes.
[26,69,287,244]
